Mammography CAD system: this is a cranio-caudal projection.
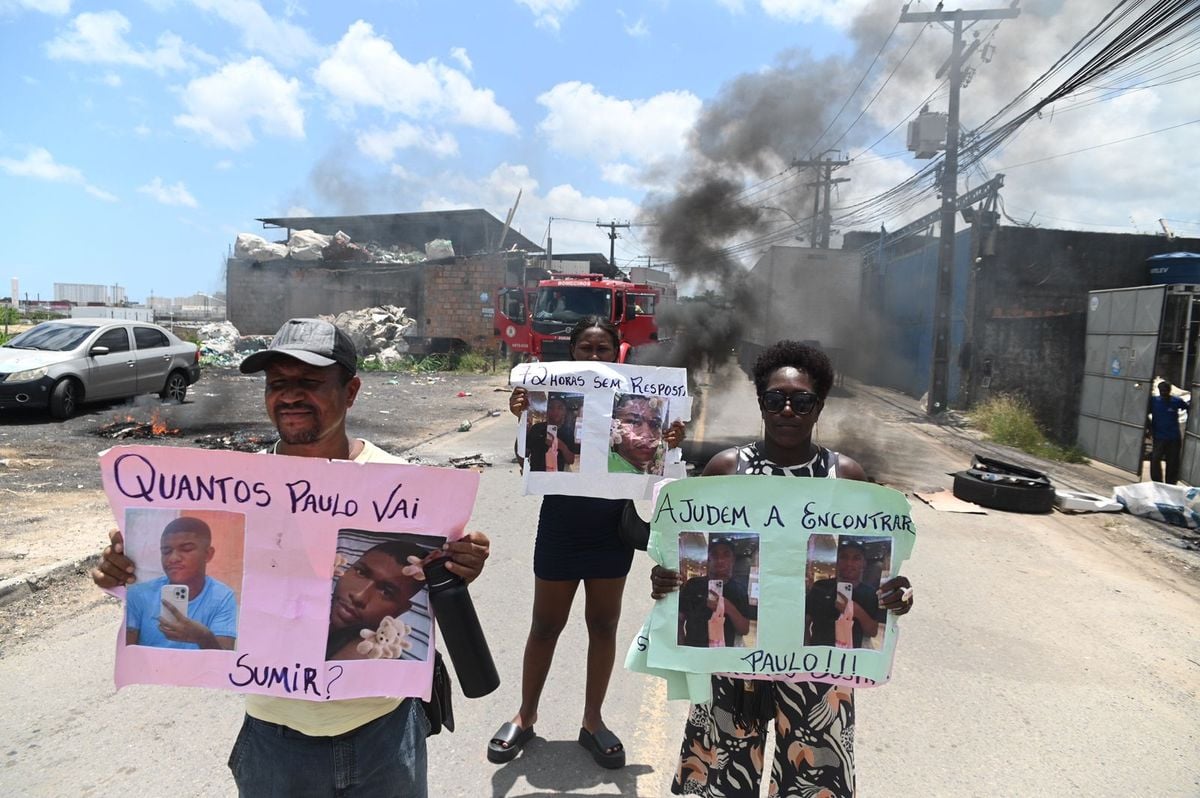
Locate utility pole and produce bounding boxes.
[596,220,631,270]
[900,3,1019,415]
[792,152,849,248]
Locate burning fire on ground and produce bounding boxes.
[94,410,180,439]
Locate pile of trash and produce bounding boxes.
[321,305,418,367]
[196,321,271,368]
[233,230,454,265]
[197,307,419,369]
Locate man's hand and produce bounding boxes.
[664,420,686,450]
[509,388,529,418]
[444,531,490,583]
[158,602,214,645]
[877,576,914,615]
[650,565,683,599]
[91,529,136,588]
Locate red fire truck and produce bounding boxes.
[495,273,672,362]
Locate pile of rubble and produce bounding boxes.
[196,321,271,368]
[197,307,419,370]
[233,230,455,265]
[322,305,417,368]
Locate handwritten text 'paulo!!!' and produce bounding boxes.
[653,494,913,534]
[111,452,422,521]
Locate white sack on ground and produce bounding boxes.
[1113,482,1200,528]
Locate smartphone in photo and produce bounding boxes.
[836,581,853,604]
[161,583,189,618]
[708,579,724,602]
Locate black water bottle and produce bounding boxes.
[424,558,500,698]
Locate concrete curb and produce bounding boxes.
[0,555,98,609]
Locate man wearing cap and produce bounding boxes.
[92,318,491,798]
[677,538,752,648]
[805,539,883,649]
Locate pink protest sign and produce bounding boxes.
[99,445,479,702]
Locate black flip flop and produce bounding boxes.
[487,722,534,764]
[577,726,625,769]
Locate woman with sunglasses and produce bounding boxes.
[489,315,686,769]
[650,340,914,798]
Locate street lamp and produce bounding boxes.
[756,206,806,242]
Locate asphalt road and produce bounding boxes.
[1,367,1199,796]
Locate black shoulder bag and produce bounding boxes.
[423,651,455,736]
[618,500,650,551]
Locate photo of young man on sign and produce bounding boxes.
[804,535,891,650]
[675,531,760,649]
[608,393,669,475]
[327,530,444,662]
[123,508,243,651]
[524,391,584,473]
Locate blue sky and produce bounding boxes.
[2,0,1197,304]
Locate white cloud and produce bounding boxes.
[715,0,745,12]
[0,0,71,15]
[187,0,320,65]
[138,177,198,207]
[759,0,872,27]
[515,0,578,31]
[537,81,701,164]
[420,163,640,253]
[174,57,305,149]
[617,10,649,38]
[315,21,517,135]
[101,72,121,87]
[285,204,313,217]
[449,46,472,72]
[133,124,151,137]
[0,147,117,202]
[357,123,459,162]
[45,11,209,72]
[215,159,233,170]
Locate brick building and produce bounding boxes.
[227,209,544,349]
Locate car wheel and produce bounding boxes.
[49,378,81,420]
[952,470,1055,513]
[160,370,188,403]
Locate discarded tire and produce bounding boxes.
[970,455,1051,485]
[952,470,1055,513]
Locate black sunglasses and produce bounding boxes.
[761,389,821,415]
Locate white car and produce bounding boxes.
[0,319,202,419]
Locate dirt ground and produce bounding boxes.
[0,367,512,583]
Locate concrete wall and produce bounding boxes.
[966,227,1200,443]
[227,255,507,348]
[858,225,1200,443]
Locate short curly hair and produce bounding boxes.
[751,341,834,399]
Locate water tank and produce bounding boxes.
[1147,252,1200,285]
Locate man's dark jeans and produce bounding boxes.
[228,699,428,797]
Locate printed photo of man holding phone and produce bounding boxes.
[804,536,889,649]
[124,515,239,651]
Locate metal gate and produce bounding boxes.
[1078,286,1165,473]
[1180,334,1200,486]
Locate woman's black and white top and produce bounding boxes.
[732,441,839,478]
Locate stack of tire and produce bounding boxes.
[952,455,1055,513]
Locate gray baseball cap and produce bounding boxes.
[239,318,358,375]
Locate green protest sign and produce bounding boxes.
[627,475,915,703]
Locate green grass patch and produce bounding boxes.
[969,394,1088,464]
[0,332,11,346]
[358,350,496,374]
